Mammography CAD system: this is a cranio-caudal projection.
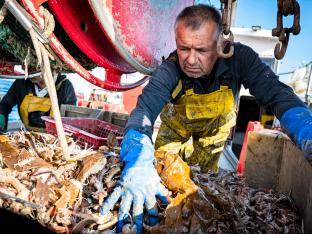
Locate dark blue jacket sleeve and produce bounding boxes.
[238,44,306,119]
[0,80,19,123]
[125,60,179,139]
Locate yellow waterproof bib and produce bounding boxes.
[161,85,236,137]
[182,85,234,120]
[20,94,54,132]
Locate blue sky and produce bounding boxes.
[199,0,312,74]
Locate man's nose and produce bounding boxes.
[187,49,197,65]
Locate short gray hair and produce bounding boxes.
[175,4,222,34]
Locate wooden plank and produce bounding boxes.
[244,130,287,189]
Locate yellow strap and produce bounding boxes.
[171,79,182,99]
[185,89,193,96]
[220,85,229,90]
[55,77,68,91]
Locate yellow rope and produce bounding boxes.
[24,47,30,79]
[39,6,55,38]
[29,7,69,159]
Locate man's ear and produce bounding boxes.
[217,33,234,59]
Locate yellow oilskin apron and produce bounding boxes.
[19,79,66,132]
[155,84,236,173]
[20,94,54,132]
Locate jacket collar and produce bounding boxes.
[214,58,229,78]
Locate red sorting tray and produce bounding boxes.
[42,117,124,149]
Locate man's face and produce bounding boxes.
[175,21,219,78]
[30,76,45,89]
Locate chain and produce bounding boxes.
[272,0,301,59]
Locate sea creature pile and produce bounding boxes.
[0,131,121,233]
[0,131,302,233]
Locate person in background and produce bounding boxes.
[0,73,76,132]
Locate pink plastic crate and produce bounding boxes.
[42,117,124,149]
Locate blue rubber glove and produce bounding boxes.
[0,114,6,132]
[280,107,312,161]
[100,129,168,233]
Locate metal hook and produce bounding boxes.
[274,29,289,60]
[217,31,234,59]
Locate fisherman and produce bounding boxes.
[0,73,76,132]
[100,5,312,233]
